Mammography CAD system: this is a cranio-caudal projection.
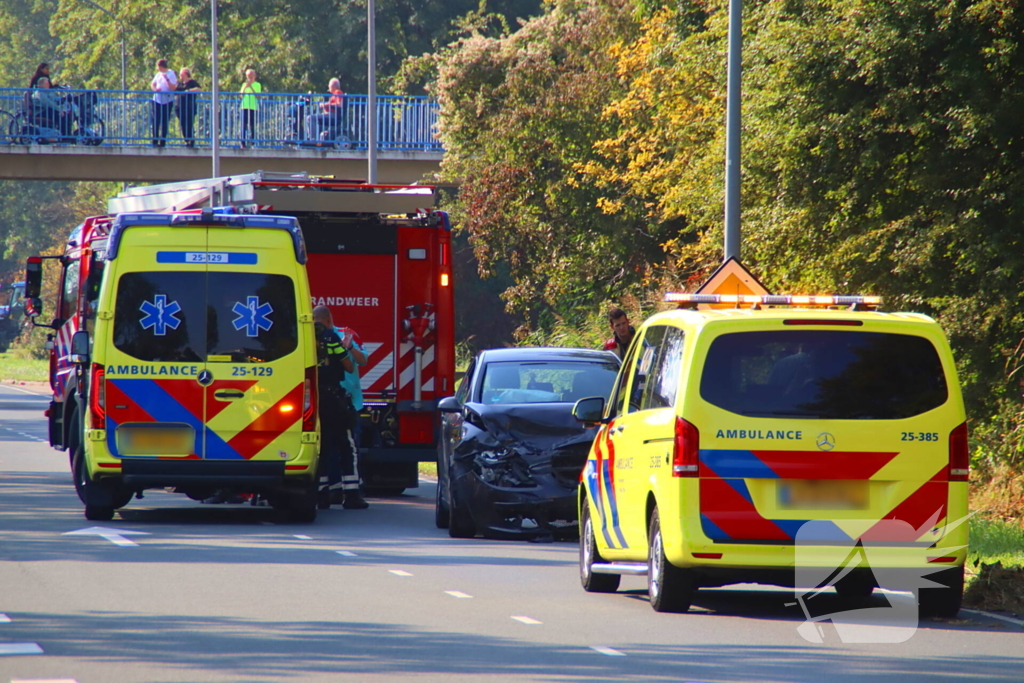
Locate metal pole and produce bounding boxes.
[367,0,377,184]
[724,0,742,262]
[80,1,125,92]
[211,0,220,178]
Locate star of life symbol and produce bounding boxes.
[790,510,975,644]
[232,296,274,337]
[139,294,182,336]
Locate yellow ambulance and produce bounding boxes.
[67,209,320,521]
[574,293,969,617]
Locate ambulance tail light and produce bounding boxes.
[89,364,106,429]
[302,366,317,432]
[948,422,969,482]
[673,417,700,477]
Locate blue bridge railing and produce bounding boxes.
[0,87,442,152]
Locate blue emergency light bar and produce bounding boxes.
[663,293,882,307]
[107,209,307,264]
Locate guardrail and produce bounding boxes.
[0,87,442,152]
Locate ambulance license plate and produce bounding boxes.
[777,480,868,510]
[116,424,194,456]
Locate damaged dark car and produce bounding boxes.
[436,348,620,540]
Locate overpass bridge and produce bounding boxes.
[0,87,444,184]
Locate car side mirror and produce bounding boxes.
[24,257,43,299]
[573,396,607,424]
[25,296,43,319]
[70,330,90,365]
[437,396,462,413]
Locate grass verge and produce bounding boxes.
[965,516,1024,617]
[418,461,437,478]
[0,351,49,382]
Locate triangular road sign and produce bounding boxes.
[694,257,770,309]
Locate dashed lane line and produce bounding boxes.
[389,569,413,577]
[445,591,473,599]
[0,614,10,623]
[590,646,626,656]
[293,534,312,540]
[0,425,47,443]
[511,616,542,625]
[0,643,44,656]
[335,551,357,557]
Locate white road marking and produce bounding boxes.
[0,642,44,655]
[389,569,413,576]
[445,591,472,599]
[0,425,47,443]
[962,608,1024,628]
[511,616,542,625]
[0,613,10,622]
[12,679,80,682]
[62,526,149,547]
[590,646,625,656]
[335,551,357,557]
[293,534,312,540]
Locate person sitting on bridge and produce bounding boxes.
[305,78,347,144]
[29,71,70,136]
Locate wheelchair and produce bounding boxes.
[9,88,105,145]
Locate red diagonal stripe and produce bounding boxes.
[106,380,156,424]
[153,378,205,422]
[700,475,790,541]
[860,468,948,542]
[227,383,304,459]
[750,450,899,480]
[205,380,258,420]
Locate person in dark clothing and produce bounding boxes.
[175,68,201,147]
[314,305,368,510]
[30,63,56,89]
[603,307,637,360]
[314,308,355,509]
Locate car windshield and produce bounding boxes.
[700,330,948,420]
[479,360,619,405]
[113,271,297,363]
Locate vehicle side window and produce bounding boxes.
[641,327,684,411]
[626,325,666,414]
[59,259,80,322]
[608,331,644,419]
[456,360,475,403]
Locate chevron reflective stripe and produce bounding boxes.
[398,342,435,391]
[360,342,393,391]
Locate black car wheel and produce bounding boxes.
[919,566,964,619]
[435,466,450,529]
[648,508,693,612]
[447,477,475,539]
[580,502,620,593]
[835,573,876,599]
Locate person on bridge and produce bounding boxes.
[306,78,347,144]
[150,59,177,147]
[29,71,71,137]
[29,63,58,88]
[175,68,201,148]
[240,69,261,148]
[313,306,355,509]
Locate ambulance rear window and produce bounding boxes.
[700,330,948,420]
[113,272,297,363]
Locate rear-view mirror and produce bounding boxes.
[438,396,462,413]
[70,330,90,364]
[24,257,43,299]
[24,297,43,319]
[573,396,606,424]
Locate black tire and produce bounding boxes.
[580,502,620,593]
[366,487,405,497]
[648,508,694,613]
[75,115,105,146]
[919,566,964,619]
[447,479,475,539]
[279,485,319,523]
[834,573,876,599]
[434,470,450,529]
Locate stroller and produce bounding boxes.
[12,86,105,145]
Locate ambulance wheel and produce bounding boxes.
[435,475,450,529]
[580,503,620,593]
[648,508,693,613]
[447,481,475,539]
[918,566,964,619]
[73,445,115,520]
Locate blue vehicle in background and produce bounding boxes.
[0,281,26,352]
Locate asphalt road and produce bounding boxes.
[1,383,1022,683]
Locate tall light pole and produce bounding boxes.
[367,0,377,184]
[80,0,126,92]
[211,0,220,178]
[724,0,742,262]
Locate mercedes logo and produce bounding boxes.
[197,369,214,386]
[816,432,836,451]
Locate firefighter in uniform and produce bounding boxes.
[314,306,353,509]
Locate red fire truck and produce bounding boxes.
[30,172,455,494]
